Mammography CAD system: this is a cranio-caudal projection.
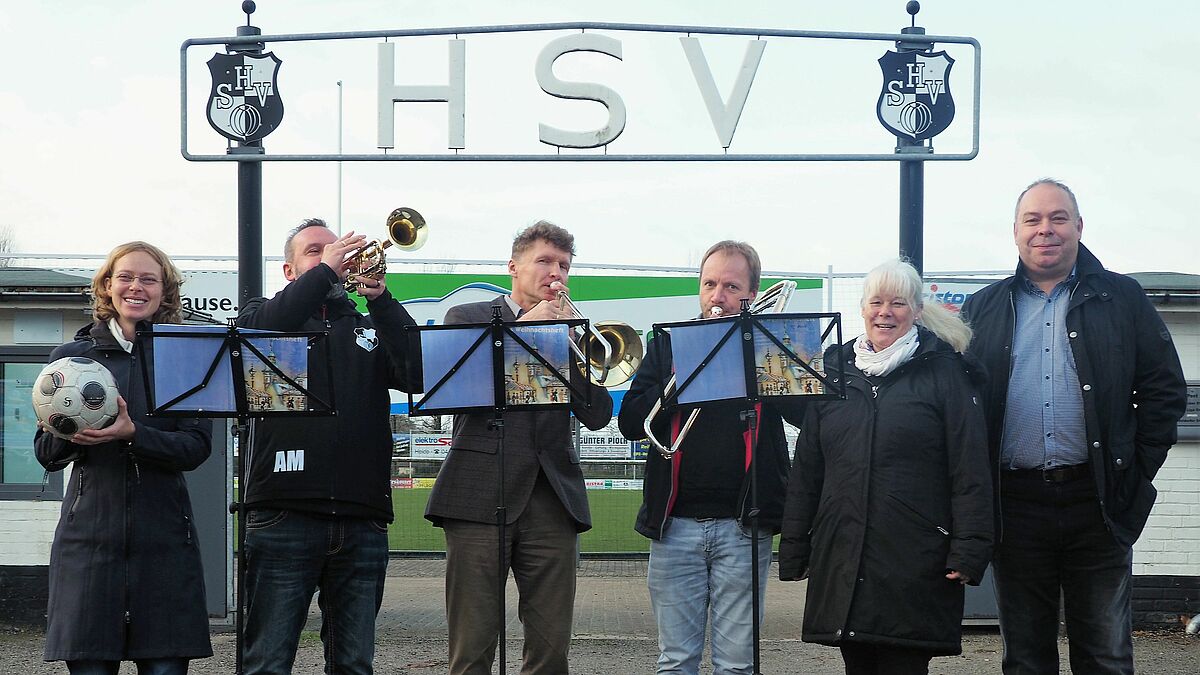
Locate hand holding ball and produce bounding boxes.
[32,357,120,440]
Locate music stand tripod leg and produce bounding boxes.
[492,413,508,675]
[741,407,764,675]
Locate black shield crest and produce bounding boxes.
[876,50,955,142]
[206,52,284,143]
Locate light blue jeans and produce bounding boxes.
[647,517,772,675]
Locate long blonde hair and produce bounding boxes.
[860,259,972,353]
[91,241,184,324]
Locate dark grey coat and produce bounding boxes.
[34,322,213,662]
[960,243,1188,548]
[424,296,614,530]
[778,329,993,656]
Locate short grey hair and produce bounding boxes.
[1014,178,1081,221]
[511,220,576,259]
[699,240,762,293]
[284,218,329,263]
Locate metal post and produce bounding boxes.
[897,139,924,274]
[896,1,931,275]
[236,155,263,302]
[228,4,264,673]
[230,10,265,306]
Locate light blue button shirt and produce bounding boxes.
[1001,272,1089,470]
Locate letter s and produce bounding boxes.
[885,80,904,106]
[216,83,234,110]
[535,34,626,149]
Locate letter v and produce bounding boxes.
[680,38,766,149]
[251,82,273,107]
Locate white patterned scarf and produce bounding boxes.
[853,325,919,377]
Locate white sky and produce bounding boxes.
[1,0,1197,276]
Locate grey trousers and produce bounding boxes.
[443,473,580,675]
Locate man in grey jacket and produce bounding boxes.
[425,221,613,675]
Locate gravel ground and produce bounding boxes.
[2,629,1196,674]
[3,557,1196,673]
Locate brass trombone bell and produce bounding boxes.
[554,287,644,388]
[345,207,428,292]
[578,321,644,388]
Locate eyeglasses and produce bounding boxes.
[111,273,162,287]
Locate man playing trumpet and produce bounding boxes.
[237,218,420,674]
[424,220,613,675]
[618,240,807,675]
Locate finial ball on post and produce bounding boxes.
[242,1,256,15]
[906,1,921,17]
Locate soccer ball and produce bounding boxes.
[32,357,120,440]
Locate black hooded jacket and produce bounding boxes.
[237,262,418,521]
[778,328,993,655]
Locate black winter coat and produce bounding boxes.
[34,322,213,662]
[778,329,993,656]
[619,330,806,540]
[960,244,1187,548]
[237,262,418,521]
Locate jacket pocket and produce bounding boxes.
[452,432,499,454]
[887,493,950,537]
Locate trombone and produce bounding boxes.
[345,207,428,292]
[643,279,797,459]
[552,283,643,388]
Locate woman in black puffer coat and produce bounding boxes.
[35,241,212,674]
[779,259,993,675]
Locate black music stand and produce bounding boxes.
[654,305,844,675]
[407,307,591,675]
[137,321,334,675]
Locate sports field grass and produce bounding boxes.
[390,488,649,553]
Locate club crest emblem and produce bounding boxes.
[206,52,284,143]
[354,328,379,352]
[876,50,955,141]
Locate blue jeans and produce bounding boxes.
[242,509,389,675]
[993,472,1134,675]
[647,517,772,675]
[66,660,188,674]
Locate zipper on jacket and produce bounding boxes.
[888,494,950,536]
[995,290,1018,544]
[185,513,192,544]
[67,466,84,521]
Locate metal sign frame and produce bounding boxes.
[180,22,980,163]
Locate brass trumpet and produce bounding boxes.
[644,279,797,459]
[345,207,428,292]
[553,284,643,388]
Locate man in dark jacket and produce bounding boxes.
[618,241,805,675]
[237,218,418,675]
[961,179,1187,674]
[424,221,613,675]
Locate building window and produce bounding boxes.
[1,352,63,500]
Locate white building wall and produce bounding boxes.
[1133,310,1199,576]
[0,498,61,566]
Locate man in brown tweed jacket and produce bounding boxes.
[425,220,613,675]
